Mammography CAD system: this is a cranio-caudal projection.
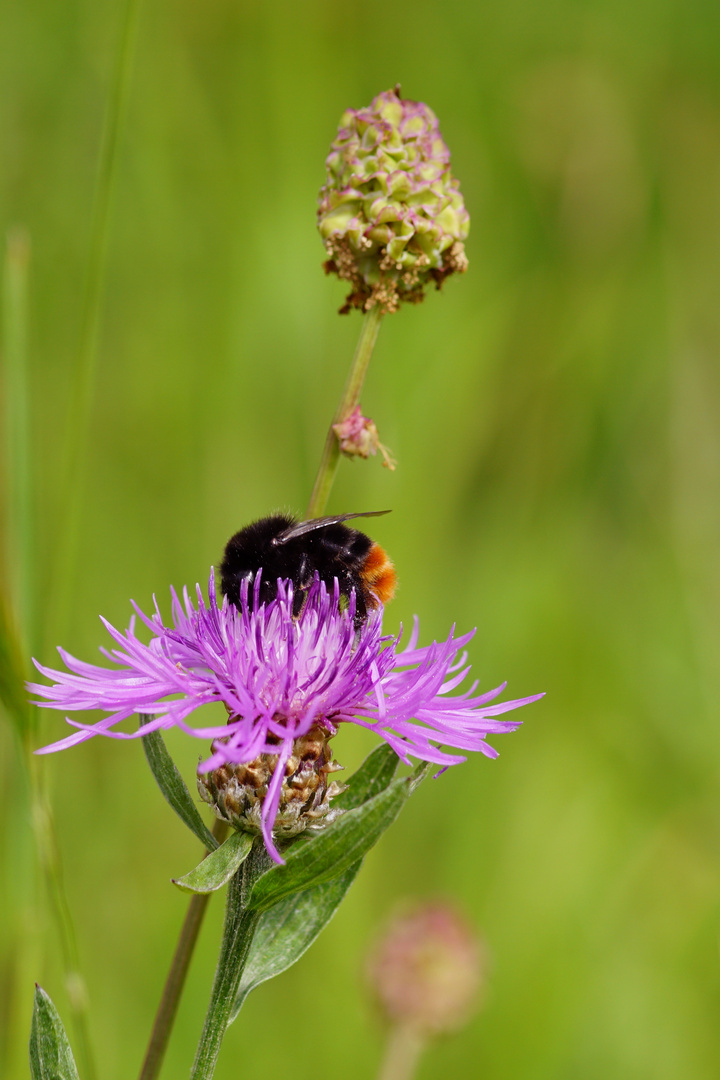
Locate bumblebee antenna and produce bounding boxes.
[274,510,391,545]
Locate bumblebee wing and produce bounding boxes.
[274,510,391,545]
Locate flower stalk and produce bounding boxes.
[376,1024,426,1080]
[306,304,383,517]
[189,843,270,1080]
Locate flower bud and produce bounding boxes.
[367,903,483,1036]
[198,724,346,839]
[318,86,469,314]
[333,406,396,469]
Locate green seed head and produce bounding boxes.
[318,86,469,314]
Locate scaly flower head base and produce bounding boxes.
[30,573,542,862]
[198,723,346,840]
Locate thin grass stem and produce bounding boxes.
[50,0,143,645]
[2,229,33,662]
[3,3,143,1074]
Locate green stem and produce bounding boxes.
[2,229,33,658]
[137,819,228,1080]
[306,305,384,517]
[49,0,142,646]
[376,1024,426,1080]
[190,844,269,1080]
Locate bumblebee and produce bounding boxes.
[219,511,396,621]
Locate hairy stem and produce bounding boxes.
[190,844,268,1080]
[306,305,383,517]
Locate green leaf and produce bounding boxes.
[248,771,420,913]
[333,741,399,811]
[141,724,218,851]
[29,985,80,1080]
[173,830,253,894]
[229,859,361,1024]
[409,756,433,788]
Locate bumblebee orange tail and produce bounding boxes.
[361,543,397,606]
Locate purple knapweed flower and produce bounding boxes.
[30,572,542,862]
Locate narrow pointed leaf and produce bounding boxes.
[333,742,399,811]
[141,723,218,851]
[29,986,80,1080]
[248,772,420,913]
[229,859,361,1024]
[173,831,253,894]
[409,757,432,789]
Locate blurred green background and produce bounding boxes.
[2,0,720,1076]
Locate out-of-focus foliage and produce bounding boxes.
[2,0,720,1078]
[0,592,30,738]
